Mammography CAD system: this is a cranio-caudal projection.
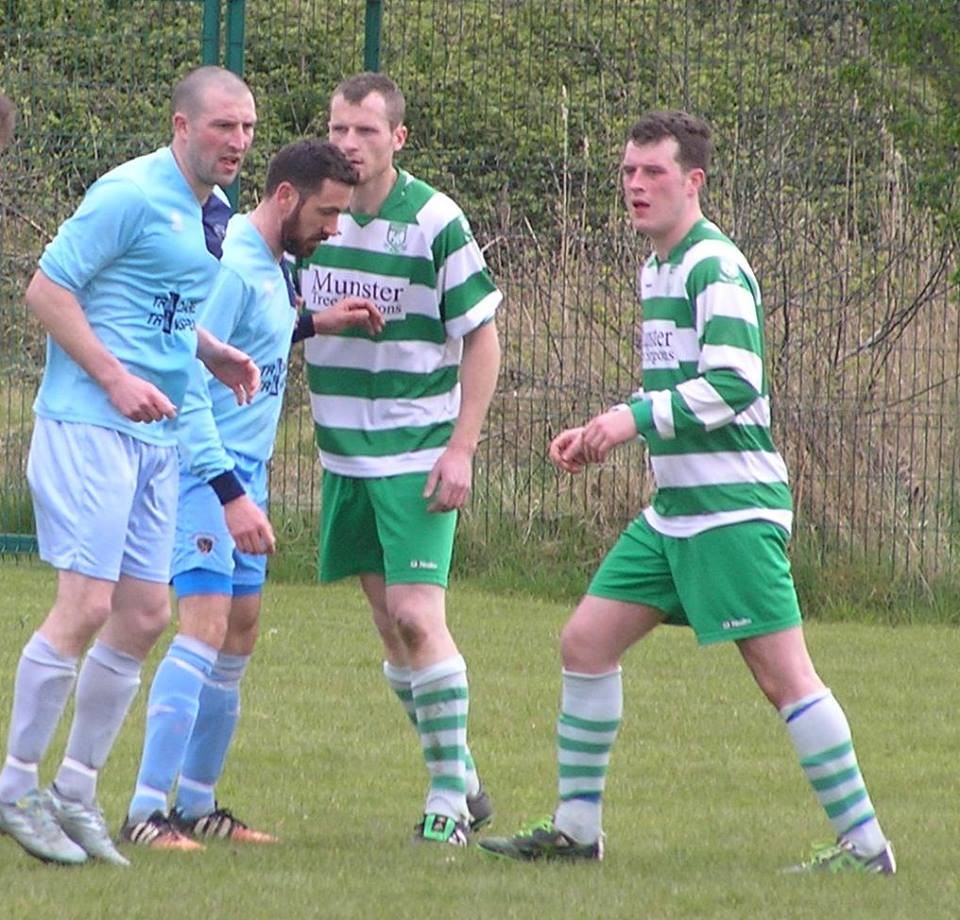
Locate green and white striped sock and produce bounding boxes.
[410,655,469,822]
[384,660,480,797]
[782,689,887,856]
[553,668,622,845]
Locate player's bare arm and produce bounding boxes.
[196,327,260,404]
[424,320,500,512]
[312,296,384,336]
[25,269,176,422]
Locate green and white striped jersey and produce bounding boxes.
[299,170,502,477]
[631,218,793,537]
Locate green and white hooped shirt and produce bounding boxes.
[631,218,793,538]
[299,170,502,478]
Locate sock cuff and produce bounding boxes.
[780,688,833,723]
[410,654,466,690]
[167,635,218,677]
[561,667,622,682]
[171,634,219,666]
[87,640,142,676]
[25,632,78,670]
[383,660,412,684]
[210,651,250,684]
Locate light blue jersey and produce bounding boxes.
[35,146,218,446]
[176,213,296,482]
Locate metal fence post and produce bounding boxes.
[202,0,221,66]
[225,0,246,76]
[222,0,246,207]
[364,1,383,71]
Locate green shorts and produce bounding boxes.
[319,470,457,587]
[587,515,802,645]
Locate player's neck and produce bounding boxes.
[350,166,398,217]
[169,143,213,204]
[248,204,282,259]
[652,205,703,261]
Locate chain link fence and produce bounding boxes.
[2,1,958,585]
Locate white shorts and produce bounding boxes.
[27,416,178,582]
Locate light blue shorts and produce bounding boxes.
[171,451,268,597]
[27,416,178,583]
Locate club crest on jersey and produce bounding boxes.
[386,221,408,254]
[196,535,215,554]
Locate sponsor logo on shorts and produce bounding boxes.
[722,617,752,630]
[196,535,215,554]
[410,559,438,570]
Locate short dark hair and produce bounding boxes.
[331,72,405,128]
[264,139,359,197]
[628,110,712,174]
[172,65,250,119]
[0,93,16,150]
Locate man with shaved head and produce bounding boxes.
[0,66,259,867]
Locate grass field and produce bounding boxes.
[0,559,956,919]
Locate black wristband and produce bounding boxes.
[291,312,315,345]
[208,470,245,505]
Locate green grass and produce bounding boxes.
[0,559,956,919]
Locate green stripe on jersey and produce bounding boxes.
[443,272,500,323]
[651,481,793,517]
[646,424,776,456]
[316,421,455,458]
[311,244,436,288]
[333,313,447,345]
[706,315,763,352]
[432,214,473,262]
[308,363,459,400]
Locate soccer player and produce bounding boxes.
[479,111,896,875]
[0,66,260,866]
[299,73,502,846]
[121,139,383,849]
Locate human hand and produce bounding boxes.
[223,495,276,555]
[312,297,384,336]
[104,371,176,423]
[581,408,638,463]
[549,426,587,473]
[423,445,473,512]
[202,342,261,405]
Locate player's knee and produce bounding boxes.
[393,611,431,654]
[50,594,112,640]
[560,618,600,670]
[135,596,173,645]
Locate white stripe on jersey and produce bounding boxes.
[303,335,462,375]
[310,388,461,432]
[677,378,736,430]
[643,505,793,538]
[320,446,446,478]
[700,343,764,392]
[649,389,676,439]
[695,281,759,329]
[651,450,789,489]
[677,235,760,293]
[415,188,462,234]
[442,240,489,290]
